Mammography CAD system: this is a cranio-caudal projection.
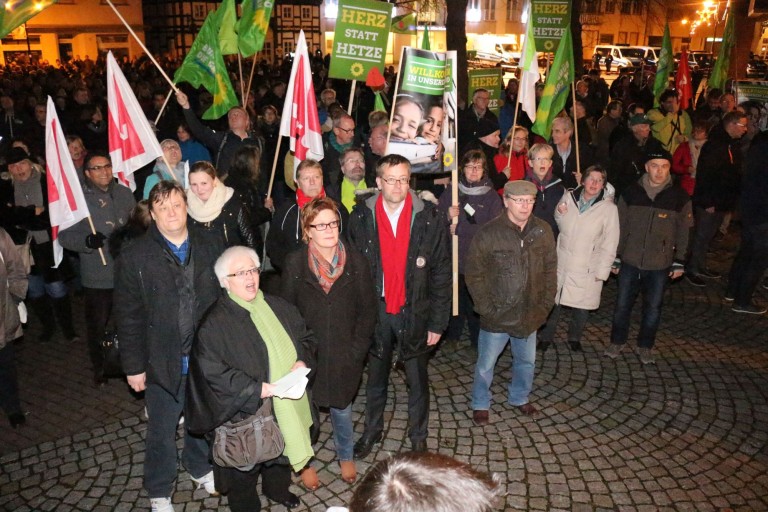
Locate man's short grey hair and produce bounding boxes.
[333,113,354,129]
[552,116,573,133]
[214,246,261,288]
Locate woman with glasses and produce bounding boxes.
[281,197,377,487]
[186,246,315,512]
[437,150,503,347]
[143,139,188,199]
[525,143,565,239]
[185,161,256,249]
[538,165,619,353]
[494,126,531,193]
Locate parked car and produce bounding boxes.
[593,45,645,72]
[689,51,715,73]
[746,58,768,78]
[674,52,699,71]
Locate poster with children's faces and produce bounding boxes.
[386,47,458,174]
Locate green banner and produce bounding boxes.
[735,81,768,103]
[531,0,571,52]
[329,0,392,80]
[401,55,449,94]
[468,69,502,115]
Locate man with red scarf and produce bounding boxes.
[347,154,451,457]
[266,159,347,272]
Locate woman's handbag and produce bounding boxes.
[212,398,285,471]
[15,235,33,275]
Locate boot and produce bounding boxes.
[52,296,79,342]
[28,297,55,343]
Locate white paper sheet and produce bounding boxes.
[271,367,311,400]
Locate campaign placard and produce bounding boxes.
[329,0,392,81]
[531,0,571,52]
[468,68,503,115]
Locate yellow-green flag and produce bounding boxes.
[652,23,673,106]
[709,12,734,92]
[237,0,275,58]
[531,25,574,139]
[174,11,239,120]
[421,25,431,51]
[215,0,239,56]
[0,0,57,38]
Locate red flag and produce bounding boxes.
[107,51,163,191]
[279,30,323,178]
[676,50,693,110]
[45,96,90,268]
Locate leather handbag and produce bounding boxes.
[15,235,33,275]
[212,398,285,472]
[101,331,123,377]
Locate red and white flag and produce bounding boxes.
[676,50,693,110]
[45,96,90,268]
[107,51,163,191]
[279,30,323,179]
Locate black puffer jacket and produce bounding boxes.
[115,224,224,397]
[465,213,556,337]
[346,191,451,360]
[693,124,742,212]
[188,195,256,249]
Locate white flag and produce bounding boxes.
[518,21,539,123]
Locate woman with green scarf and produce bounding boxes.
[186,246,316,511]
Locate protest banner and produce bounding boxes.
[329,0,392,81]
[386,47,458,175]
[468,68,502,115]
[530,0,571,52]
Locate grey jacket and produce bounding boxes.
[58,181,136,289]
[1,228,28,348]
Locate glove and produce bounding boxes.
[85,232,106,250]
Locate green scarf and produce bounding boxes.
[228,290,314,471]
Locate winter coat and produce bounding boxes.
[550,140,596,190]
[1,228,27,347]
[437,177,503,274]
[185,293,314,435]
[58,180,136,289]
[671,140,702,196]
[526,173,565,240]
[609,133,664,198]
[617,177,692,271]
[280,245,377,408]
[646,108,692,154]
[554,188,619,310]
[346,191,451,360]
[115,224,224,397]
[465,213,556,337]
[740,130,768,227]
[225,175,272,257]
[693,125,742,212]
[188,195,257,250]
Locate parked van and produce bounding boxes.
[629,46,663,65]
[593,45,646,71]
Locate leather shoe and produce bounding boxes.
[517,403,539,416]
[411,439,427,452]
[472,409,489,426]
[269,492,299,509]
[353,432,383,458]
[537,341,551,353]
[569,341,583,352]
[9,412,25,428]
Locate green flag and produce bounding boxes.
[709,12,734,92]
[652,23,673,106]
[0,0,57,39]
[531,25,574,139]
[391,13,416,34]
[421,25,431,51]
[237,0,274,58]
[174,12,239,120]
[215,0,239,56]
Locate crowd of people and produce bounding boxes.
[0,51,766,512]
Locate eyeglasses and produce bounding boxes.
[512,137,528,142]
[380,176,410,185]
[532,157,552,162]
[504,197,536,205]
[226,267,260,278]
[309,220,340,231]
[735,122,747,128]
[336,126,355,133]
[464,164,483,171]
[344,158,364,165]
[87,163,113,171]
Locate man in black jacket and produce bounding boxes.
[347,154,451,457]
[115,181,224,510]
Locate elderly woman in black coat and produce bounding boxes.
[281,197,377,486]
[186,246,315,512]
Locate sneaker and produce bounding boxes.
[699,269,721,279]
[635,347,656,365]
[723,294,735,302]
[191,470,218,495]
[732,304,767,315]
[762,279,768,291]
[685,274,706,287]
[150,497,174,512]
[604,343,624,359]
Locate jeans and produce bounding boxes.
[144,379,211,498]
[364,300,430,443]
[471,330,537,410]
[330,403,354,461]
[687,207,726,275]
[83,288,113,373]
[727,223,768,306]
[26,275,68,300]
[539,305,591,344]
[610,263,668,349]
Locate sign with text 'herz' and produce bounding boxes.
[468,68,502,115]
[329,0,392,81]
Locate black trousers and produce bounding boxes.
[364,300,430,443]
[83,287,113,373]
[217,461,292,512]
[0,342,22,418]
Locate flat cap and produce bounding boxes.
[504,180,537,197]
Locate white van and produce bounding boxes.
[593,45,646,71]
[628,46,663,66]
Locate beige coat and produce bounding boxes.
[1,228,28,348]
[554,189,620,310]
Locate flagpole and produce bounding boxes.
[570,82,581,185]
[154,88,173,125]
[238,54,245,106]
[86,216,108,266]
[160,154,179,183]
[347,80,356,115]
[106,0,179,94]
[507,102,521,172]
[244,53,259,107]
[266,136,284,199]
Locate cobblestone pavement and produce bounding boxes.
[1,235,767,511]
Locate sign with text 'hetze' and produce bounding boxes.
[531,0,571,52]
[329,0,392,81]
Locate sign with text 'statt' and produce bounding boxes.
[531,0,571,52]
[329,0,392,81]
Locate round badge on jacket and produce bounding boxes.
[416,256,426,268]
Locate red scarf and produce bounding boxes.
[296,187,326,208]
[375,193,412,314]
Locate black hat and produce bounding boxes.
[644,149,673,165]
[475,117,499,139]
[6,147,30,165]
